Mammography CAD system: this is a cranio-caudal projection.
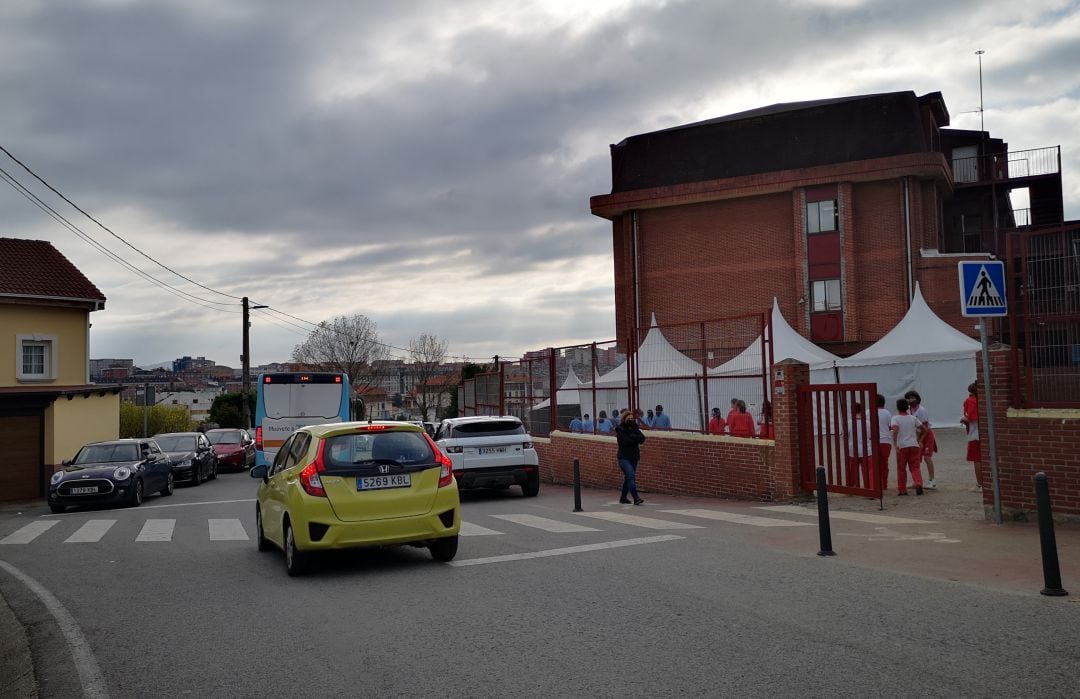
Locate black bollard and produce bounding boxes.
[1034,472,1068,597]
[816,466,836,557]
[572,458,583,512]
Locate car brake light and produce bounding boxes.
[445,445,463,454]
[360,424,392,431]
[255,426,263,451]
[424,434,454,488]
[299,440,328,497]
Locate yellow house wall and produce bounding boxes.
[45,393,119,465]
[0,305,89,386]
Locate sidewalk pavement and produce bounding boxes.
[0,578,37,698]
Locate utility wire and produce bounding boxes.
[0,143,243,301]
[0,164,239,313]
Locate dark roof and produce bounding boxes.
[0,238,106,304]
[608,91,951,193]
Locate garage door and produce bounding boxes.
[0,415,42,501]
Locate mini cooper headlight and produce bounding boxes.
[113,466,133,480]
[177,459,192,467]
[50,471,65,485]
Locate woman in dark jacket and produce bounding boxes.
[615,410,646,505]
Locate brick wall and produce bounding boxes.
[977,345,1080,521]
[532,360,807,502]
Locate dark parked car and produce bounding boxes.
[154,432,218,485]
[48,438,173,513]
[205,428,256,471]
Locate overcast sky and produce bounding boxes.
[2,0,1078,368]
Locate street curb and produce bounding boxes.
[0,586,38,698]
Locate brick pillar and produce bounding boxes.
[975,343,1014,514]
[770,358,809,500]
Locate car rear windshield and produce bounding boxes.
[207,432,241,445]
[75,443,139,463]
[322,431,435,472]
[155,436,197,452]
[451,420,525,438]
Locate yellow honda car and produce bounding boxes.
[250,421,460,576]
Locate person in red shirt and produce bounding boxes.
[728,400,756,437]
[757,400,774,439]
[960,383,982,487]
[708,407,726,435]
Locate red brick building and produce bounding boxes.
[590,90,1065,355]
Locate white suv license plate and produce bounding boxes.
[357,474,411,491]
[477,447,508,455]
[70,486,98,495]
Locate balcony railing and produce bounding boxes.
[951,146,1060,185]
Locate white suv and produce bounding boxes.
[434,416,539,497]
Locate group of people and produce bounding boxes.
[708,398,772,439]
[570,405,673,433]
[844,385,981,496]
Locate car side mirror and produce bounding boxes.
[250,465,268,480]
[62,459,72,466]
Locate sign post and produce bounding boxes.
[959,261,1007,524]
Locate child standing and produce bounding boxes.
[728,400,757,437]
[961,383,982,487]
[891,398,926,496]
[708,408,726,435]
[905,390,937,489]
[846,402,873,488]
[875,395,893,492]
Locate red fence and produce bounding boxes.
[457,311,771,437]
[797,382,882,499]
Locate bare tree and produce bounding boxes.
[291,314,391,400]
[408,333,449,421]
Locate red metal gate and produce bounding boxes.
[797,383,882,499]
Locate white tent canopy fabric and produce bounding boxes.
[835,284,979,427]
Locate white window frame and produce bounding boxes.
[811,279,843,312]
[16,334,59,382]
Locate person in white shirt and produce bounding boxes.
[890,398,927,496]
[846,402,873,488]
[875,394,893,492]
[905,390,937,489]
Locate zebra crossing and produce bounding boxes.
[0,506,933,547]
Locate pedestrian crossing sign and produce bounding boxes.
[958,261,1007,317]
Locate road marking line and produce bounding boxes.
[40,498,256,516]
[756,505,937,525]
[209,518,249,541]
[136,519,176,542]
[490,514,601,533]
[572,511,704,530]
[1,520,60,545]
[0,560,109,699]
[459,521,504,536]
[448,535,684,567]
[64,520,117,543]
[662,509,813,527]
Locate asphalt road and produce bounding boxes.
[1,472,1078,698]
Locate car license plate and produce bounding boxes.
[477,447,507,454]
[70,486,97,495]
[357,474,411,491]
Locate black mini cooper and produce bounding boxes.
[48,438,174,513]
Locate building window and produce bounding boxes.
[806,199,838,234]
[811,279,842,312]
[16,334,59,381]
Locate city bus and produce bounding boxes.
[254,372,351,467]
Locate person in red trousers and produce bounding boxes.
[890,398,926,496]
[961,382,982,487]
[875,394,893,492]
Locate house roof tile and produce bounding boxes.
[0,238,106,304]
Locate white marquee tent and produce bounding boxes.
[835,284,979,427]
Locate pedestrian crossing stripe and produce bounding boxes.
[663,509,812,527]
[0,520,59,544]
[489,514,600,533]
[64,520,116,543]
[572,511,704,530]
[959,260,1007,317]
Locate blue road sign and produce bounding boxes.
[958,260,1007,317]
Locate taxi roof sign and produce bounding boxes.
[958,260,1007,317]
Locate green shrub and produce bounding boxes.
[120,402,195,438]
